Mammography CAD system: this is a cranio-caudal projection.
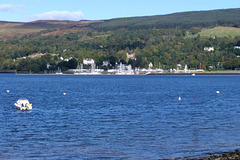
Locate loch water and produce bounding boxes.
[0,74,240,159]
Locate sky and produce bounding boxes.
[0,0,240,22]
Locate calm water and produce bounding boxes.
[0,74,240,159]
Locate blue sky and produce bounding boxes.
[0,0,239,22]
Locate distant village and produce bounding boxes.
[68,58,205,75]
[15,45,240,75]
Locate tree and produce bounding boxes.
[67,58,78,69]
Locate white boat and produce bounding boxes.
[14,99,32,110]
[56,67,63,74]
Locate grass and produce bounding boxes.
[0,28,44,38]
[0,23,43,38]
[187,26,240,38]
[0,20,103,38]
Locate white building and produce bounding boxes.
[83,58,95,65]
[102,61,110,66]
[126,53,136,60]
[204,47,214,52]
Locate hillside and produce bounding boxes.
[1,8,240,73]
[90,8,240,31]
[196,26,240,38]
[0,22,43,38]
[0,20,101,38]
[1,8,240,38]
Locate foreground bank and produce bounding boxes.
[195,150,240,160]
[159,150,240,160]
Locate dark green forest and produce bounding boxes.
[1,8,240,73]
[90,8,240,31]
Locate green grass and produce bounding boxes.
[95,34,111,38]
[188,26,240,38]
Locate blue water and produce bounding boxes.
[0,74,240,159]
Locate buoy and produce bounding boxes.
[216,91,220,94]
[6,90,9,93]
[63,93,66,95]
[178,97,181,101]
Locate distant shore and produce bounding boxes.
[0,70,15,73]
[1,70,240,75]
[147,71,240,75]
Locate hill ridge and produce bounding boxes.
[90,8,240,31]
[0,8,240,38]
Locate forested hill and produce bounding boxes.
[1,8,240,38]
[90,8,240,31]
[1,8,240,73]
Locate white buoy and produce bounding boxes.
[6,90,10,93]
[178,97,181,101]
[63,93,66,95]
[216,91,220,94]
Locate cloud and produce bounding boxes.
[0,4,25,12]
[28,10,85,21]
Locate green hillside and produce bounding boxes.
[1,8,240,38]
[1,8,240,73]
[91,8,240,31]
[197,26,240,38]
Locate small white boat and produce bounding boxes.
[14,99,32,110]
[56,67,63,74]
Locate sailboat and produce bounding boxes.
[74,63,84,75]
[56,67,63,74]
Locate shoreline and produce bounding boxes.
[187,149,240,160]
[147,72,240,75]
[193,150,240,160]
[2,69,240,75]
[159,150,240,160]
[9,72,240,75]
